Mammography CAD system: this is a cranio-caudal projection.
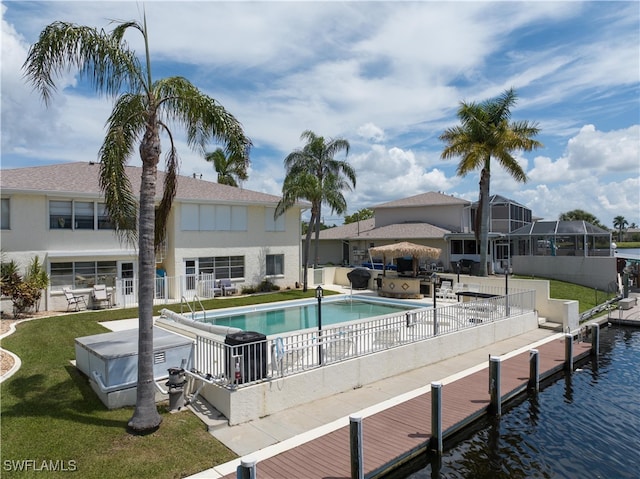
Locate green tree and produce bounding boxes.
[344,208,374,224]
[440,88,542,276]
[205,147,249,187]
[24,16,250,432]
[613,215,628,241]
[276,130,355,291]
[559,209,606,230]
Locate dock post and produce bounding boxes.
[590,324,600,356]
[430,381,443,455]
[350,415,364,479]
[237,457,257,479]
[564,333,573,372]
[488,356,501,416]
[528,349,539,392]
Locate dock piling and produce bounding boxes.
[350,415,364,479]
[564,333,573,372]
[590,324,599,356]
[237,457,257,479]
[489,356,502,416]
[430,381,443,455]
[528,349,539,392]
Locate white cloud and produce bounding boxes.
[357,123,385,143]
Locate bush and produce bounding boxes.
[1,256,50,317]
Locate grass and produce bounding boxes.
[0,289,328,479]
[0,282,604,477]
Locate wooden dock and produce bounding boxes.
[222,336,593,479]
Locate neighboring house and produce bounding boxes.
[306,191,471,270]
[1,162,305,310]
[306,191,536,274]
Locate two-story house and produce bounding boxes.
[1,162,305,310]
[306,191,535,274]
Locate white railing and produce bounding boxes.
[188,290,536,388]
[114,273,225,308]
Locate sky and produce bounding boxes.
[2,1,639,228]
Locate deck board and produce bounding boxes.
[222,336,594,479]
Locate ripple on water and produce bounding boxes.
[407,326,640,479]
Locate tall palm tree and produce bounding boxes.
[613,215,628,242]
[275,130,355,291]
[440,88,542,276]
[23,16,250,432]
[205,147,249,187]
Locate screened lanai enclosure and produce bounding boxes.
[510,221,612,257]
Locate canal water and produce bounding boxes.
[400,325,640,479]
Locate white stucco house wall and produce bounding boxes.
[1,162,306,311]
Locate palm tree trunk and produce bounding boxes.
[302,213,315,292]
[128,127,163,433]
[478,167,490,277]
[313,204,322,268]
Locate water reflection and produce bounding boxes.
[403,326,640,479]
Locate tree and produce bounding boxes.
[24,16,250,432]
[613,215,628,241]
[344,208,374,224]
[275,130,355,291]
[205,147,249,187]
[440,88,542,276]
[559,209,606,230]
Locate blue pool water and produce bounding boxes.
[400,325,640,479]
[197,297,424,336]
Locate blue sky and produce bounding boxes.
[2,1,639,227]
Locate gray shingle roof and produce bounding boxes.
[1,161,293,206]
[374,191,470,209]
[315,219,450,240]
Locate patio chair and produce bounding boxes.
[219,278,237,296]
[203,280,222,298]
[63,288,87,312]
[323,335,353,363]
[91,284,112,309]
[435,281,452,299]
[272,337,306,376]
[373,328,401,350]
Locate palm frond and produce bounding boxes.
[23,21,145,106]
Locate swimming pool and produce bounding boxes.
[195,296,427,336]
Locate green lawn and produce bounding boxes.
[0,290,326,479]
[0,282,603,478]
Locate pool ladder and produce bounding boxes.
[180,295,206,320]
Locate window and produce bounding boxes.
[50,200,114,230]
[49,261,117,290]
[180,204,247,231]
[75,202,95,229]
[97,203,113,230]
[50,200,72,229]
[187,256,245,280]
[265,207,285,232]
[451,240,463,255]
[266,254,284,276]
[1,198,9,230]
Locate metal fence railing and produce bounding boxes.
[114,273,228,308]
[187,290,536,389]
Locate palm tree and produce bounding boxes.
[440,88,542,276]
[559,209,606,230]
[23,16,250,432]
[613,215,628,242]
[205,147,249,187]
[275,130,355,291]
